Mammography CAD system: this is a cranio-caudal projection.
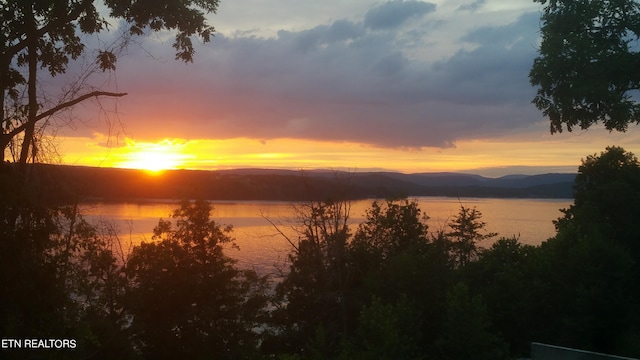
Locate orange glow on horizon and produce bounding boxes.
[115,139,191,172]
[55,131,640,177]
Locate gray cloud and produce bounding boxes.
[457,0,486,12]
[278,20,366,53]
[89,7,544,149]
[429,12,541,104]
[364,0,436,30]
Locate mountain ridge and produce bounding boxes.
[19,164,576,202]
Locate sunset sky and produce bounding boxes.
[53,0,640,177]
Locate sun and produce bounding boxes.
[118,139,188,173]
[129,151,176,173]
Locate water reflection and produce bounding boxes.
[81,197,572,273]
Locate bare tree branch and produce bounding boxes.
[261,210,299,253]
[4,91,127,140]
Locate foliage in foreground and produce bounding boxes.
[530,0,640,133]
[125,200,269,360]
[2,146,640,359]
[270,146,640,359]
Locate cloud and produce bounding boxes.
[74,4,545,150]
[428,11,541,106]
[364,1,436,30]
[277,19,365,53]
[457,0,486,12]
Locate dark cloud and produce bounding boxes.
[460,11,540,46]
[428,12,541,105]
[364,0,436,30]
[278,20,365,53]
[457,0,486,12]
[85,9,544,149]
[372,52,408,76]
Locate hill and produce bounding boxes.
[19,164,576,202]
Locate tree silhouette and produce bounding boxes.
[446,205,497,267]
[556,146,640,253]
[1,0,218,163]
[530,0,640,133]
[125,200,269,359]
[272,197,352,356]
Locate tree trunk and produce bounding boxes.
[19,4,38,165]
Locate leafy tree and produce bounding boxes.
[348,198,495,359]
[529,0,640,133]
[271,197,352,356]
[52,207,134,359]
[434,283,509,360]
[125,200,269,360]
[556,146,640,253]
[0,204,68,352]
[339,296,423,360]
[349,199,433,299]
[533,222,637,356]
[350,198,429,266]
[272,197,452,359]
[0,3,219,355]
[446,205,497,267]
[538,146,640,356]
[347,198,451,356]
[0,198,132,359]
[1,0,218,163]
[467,237,539,357]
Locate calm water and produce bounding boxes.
[81,197,572,274]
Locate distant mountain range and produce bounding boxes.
[21,164,576,202]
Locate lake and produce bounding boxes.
[81,197,572,275]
